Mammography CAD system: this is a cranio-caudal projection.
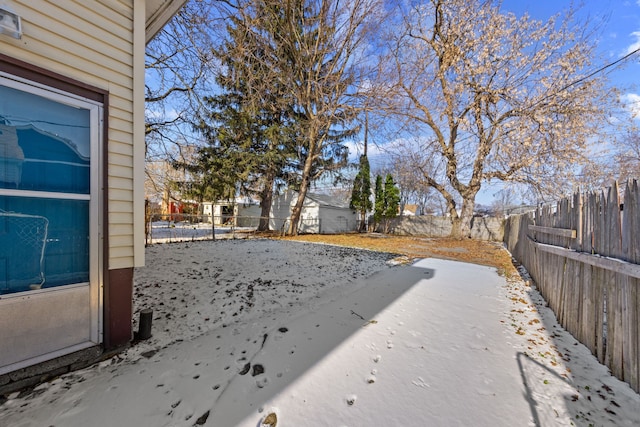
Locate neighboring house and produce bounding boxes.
[145,160,189,213]
[0,0,186,391]
[270,191,358,234]
[202,197,261,227]
[401,204,420,216]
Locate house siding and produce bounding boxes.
[0,0,186,392]
[0,0,139,270]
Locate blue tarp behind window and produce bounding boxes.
[0,83,91,294]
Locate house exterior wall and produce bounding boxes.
[0,0,142,271]
[270,191,320,233]
[0,0,148,388]
[202,202,213,221]
[202,201,261,226]
[205,202,233,225]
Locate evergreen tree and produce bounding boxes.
[350,155,372,231]
[371,173,400,233]
[178,7,296,231]
[257,0,372,235]
[373,175,384,226]
[383,174,400,220]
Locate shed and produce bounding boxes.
[270,190,358,234]
[202,197,261,227]
[0,0,187,390]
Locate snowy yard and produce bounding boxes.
[1,239,639,426]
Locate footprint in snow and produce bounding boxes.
[239,363,251,375]
[252,364,265,376]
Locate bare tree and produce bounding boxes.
[378,0,620,237]
[617,128,640,184]
[258,0,381,235]
[381,137,442,216]
[144,0,232,200]
[490,188,518,217]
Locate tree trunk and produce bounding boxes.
[258,192,273,231]
[288,153,314,236]
[450,196,476,239]
[459,199,475,238]
[450,216,462,238]
[288,185,308,236]
[258,171,276,232]
[359,209,367,232]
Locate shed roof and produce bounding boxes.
[306,193,351,209]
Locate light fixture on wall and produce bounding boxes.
[0,6,22,39]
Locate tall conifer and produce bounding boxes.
[350,155,372,231]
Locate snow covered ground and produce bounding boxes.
[1,239,639,426]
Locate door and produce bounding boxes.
[0,72,102,374]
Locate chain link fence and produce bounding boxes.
[145,213,276,245]
[145,212,363,245]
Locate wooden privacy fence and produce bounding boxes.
[504,180,640,393]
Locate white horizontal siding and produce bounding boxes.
[0,0,139,269]
[110,152,134,169]
[110,177,134,191]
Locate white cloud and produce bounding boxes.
[345,135,432,166]
[621,93,640,120]
[345,138,395,165]
[145,107,179,121]
[625,31,640,55]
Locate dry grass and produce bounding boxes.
[270,233,519,279]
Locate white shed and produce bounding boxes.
[270,191,357,234]
[202,197,261,227]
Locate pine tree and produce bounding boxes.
[350,155,372,231]
[373,175,384,226]
[383,174,400,220]
[258,0,371,235]
[177,8,296,231]
[371,173,400,233]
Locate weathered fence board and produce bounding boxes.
[594,265,606,364]
[504,179,640,393]
[532,242,640,279]
[623,180,640,391]
[528,225,576,239]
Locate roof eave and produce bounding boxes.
[145,0,188,44]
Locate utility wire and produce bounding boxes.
[553,47,640,98]
[518,46,640,113]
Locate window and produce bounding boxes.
[0,73,100,295]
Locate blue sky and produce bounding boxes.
[356,1,640,206]
[501,0,640,117]
[478,1,640,204]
